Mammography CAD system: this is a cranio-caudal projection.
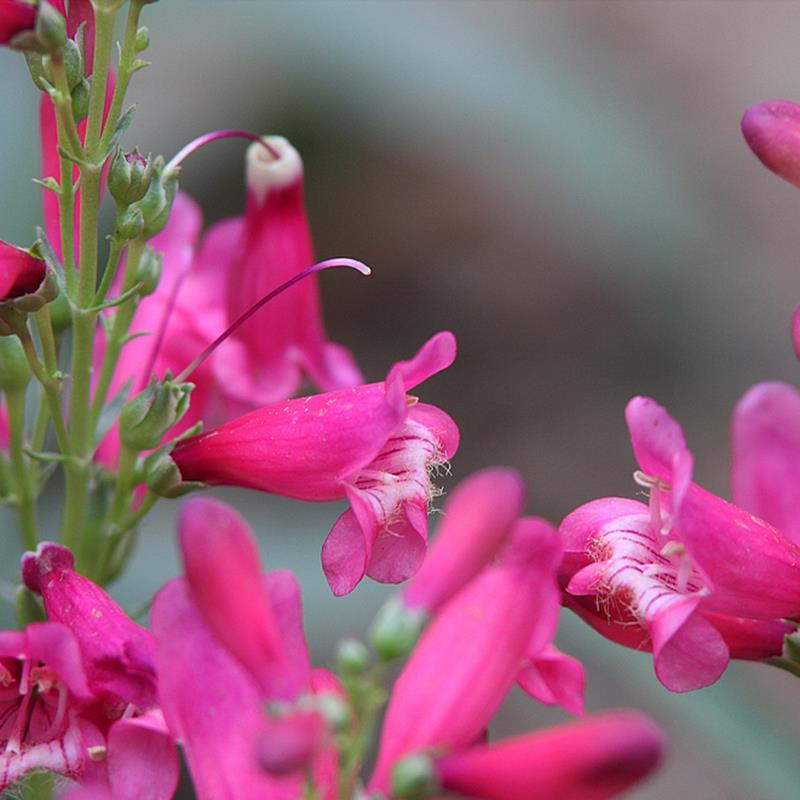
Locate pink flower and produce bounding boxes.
[0,622,177,798]
[0,0,37,45]
[368,517,569,793]
[152,497,338,798]
[172,331,459,595]
[0,241,46,301]
[21,542,159,710]
[215,136,363,410]
[742,100,800,188]
[434,710,664,800]
[731,381,800,546]
[560,396,800,692]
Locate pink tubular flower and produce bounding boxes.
[731,381,800,546]
[0,241,46,300]
[434,710,664,800]
[368,517,567,793]
[215,136,363,409]
[742,100,800,188]
[0,0,37,45]
[21,542,158,710]
[172,331,459,595]
[152,497,337,798]
[560,396,800,692]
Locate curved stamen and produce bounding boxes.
[175,258,371,382]
[164,130,280,175]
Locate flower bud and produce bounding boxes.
[316,693,351,733]
[135,247,162,296]
[63,38,83,89]
[70,77,90,123]
[0,336,31,392]
[335,638,371,676]
[7,1,66,53]
[742,100,800,189]
[109,149,154,207]
[144,451,201,498]
[391,754,439,800]
[119,377,193,452]
[134,26,150,52]
[48,292,71,333]
[116,206,145,241]
[127,159,178,239]
[370,597,428,661]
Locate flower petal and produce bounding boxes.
[625,396,687,480]
[517,644,585,716]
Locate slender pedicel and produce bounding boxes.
[164,130,280,174]
[175,258,371,382]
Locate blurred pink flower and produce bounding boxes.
[560,396,800,692]
[742,100,800,188]
[0,0,37,45]
[368,517,568,793]
[152,497,338,798]
[435,710,664,800]
[173,332,459,595]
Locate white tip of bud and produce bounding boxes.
[246,136,303,205]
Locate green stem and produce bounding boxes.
[6,389,37,550]
[84,4,117,153]
[46,52,85,159]
[58,154,77,292]
[98,0,145,156]
[89,237,145,427]
[93,235,125,305]
[98,489,157,582]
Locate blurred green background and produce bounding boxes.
[3,1,800,797]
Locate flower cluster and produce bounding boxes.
[2,1,800,798]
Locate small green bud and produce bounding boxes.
[144,450,204,498]
[63,39,83,89]
[370,598,428,661]
[24,52,50,92]
[126,158,178,239]
[48,292,72,333]
[109,148,154,207]
[70,77,90,123]
[135,247,162,296]
[316,694,351,734]
[116,207,145,241]
[0,336,31,392]
[134,26,150,53]
[119,377,193,452]
[33,1,67,52]
[391,755,439,800]
[335,638,371,676]
[15,585,46,628]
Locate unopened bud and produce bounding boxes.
[370,597,428,661]
[119,377,193,452]
[31,1,67,52]
[742,101,800,189]
[316,693,351,733]
[335,638,371,676]
[391,754,439,800]
[134,26,150,52]
[63,39,83,89]
[48,292,71,333]
[127,159,178,239]
[135,247,162,296]
[70,77,90,123]
[116,207,145,241]
[0,337,31,392]
[109,148,153,207]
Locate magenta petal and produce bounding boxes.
[152,579,302,800]
[179,498,284,695]
[741,101,800,188]
[0,240,46,300]
[407,402,460,460]
[625,396,687,480]
[517,645,585,716]
[559,497,648,555]
[678,484,800,619]
[321,508,369,597]
[731,382,800,546]
[24,622,93,702]
[106,711,180,800]
[650,595,729,692]
[366,500,428,585]
[702,612,792,660]
[403,467,526,613]
[387,331,457,391]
